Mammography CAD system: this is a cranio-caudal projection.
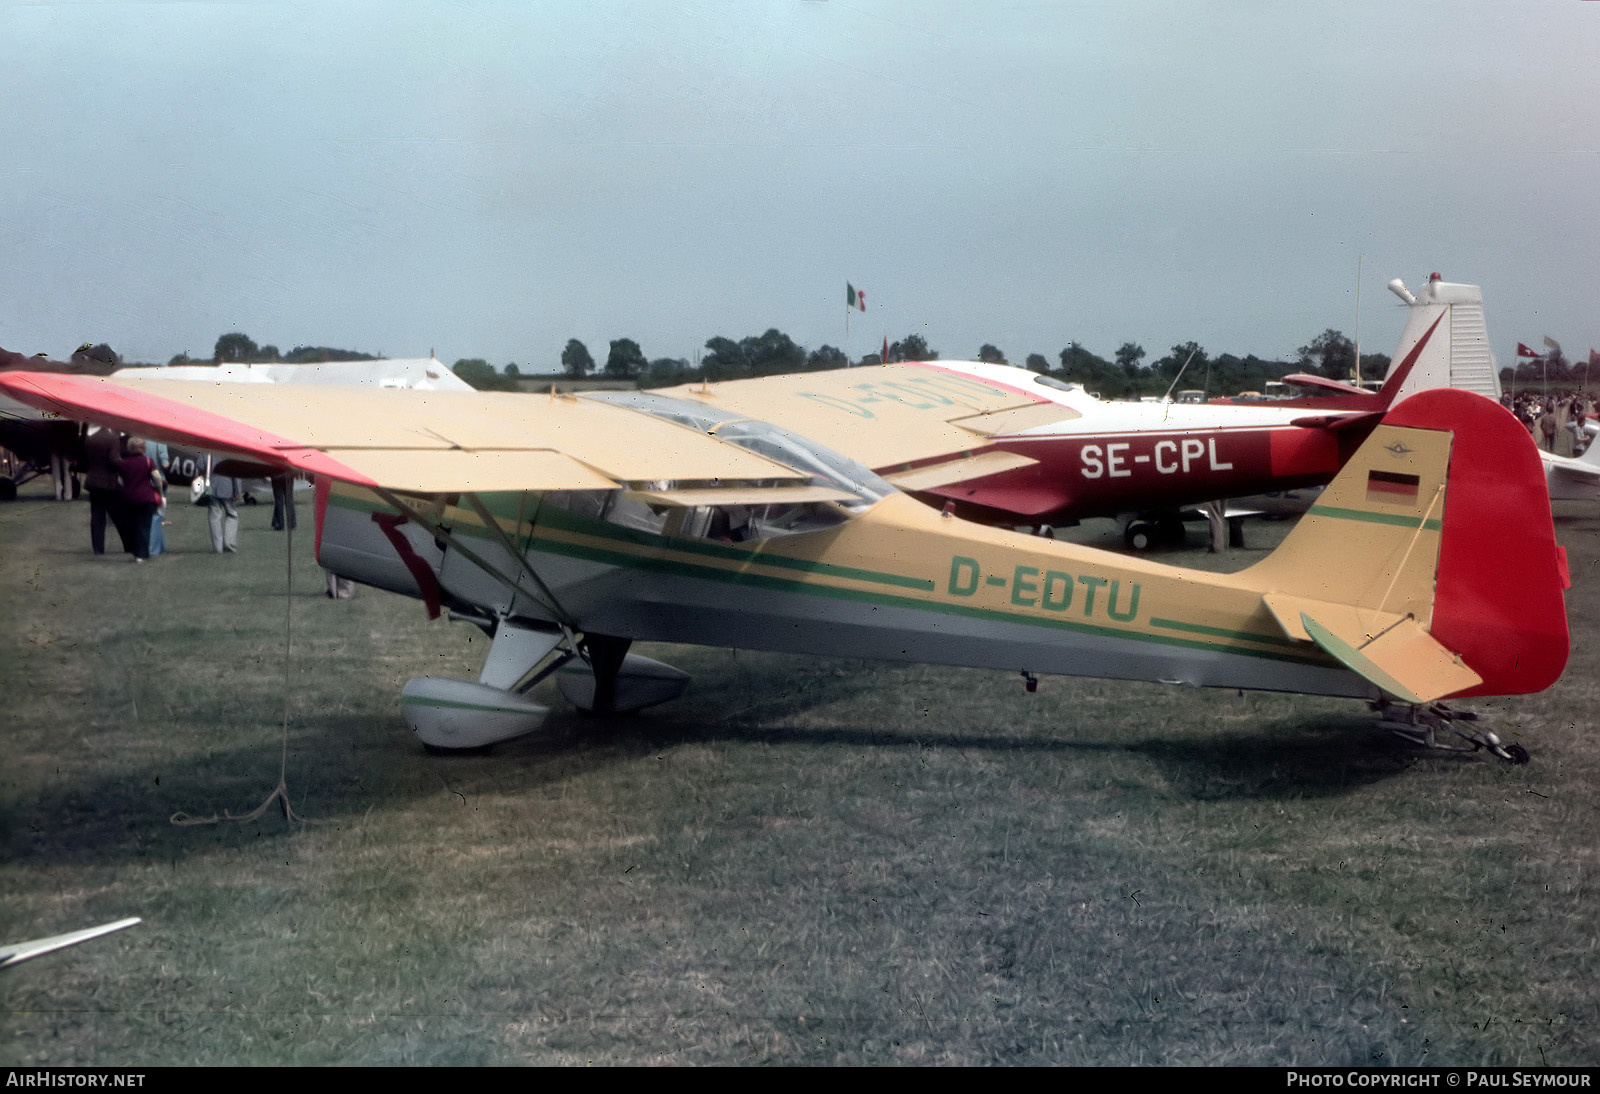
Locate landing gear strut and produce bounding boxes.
[1374,701,1530,764]
[578,633,633,715]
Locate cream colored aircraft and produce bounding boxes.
[0,367,1570,763]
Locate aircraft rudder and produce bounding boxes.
[1383,389,1568,697]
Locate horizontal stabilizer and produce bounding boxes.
[1274,597,1482,704]
[1289,411,1384,432]
[1280,373,1375,397]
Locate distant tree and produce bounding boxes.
[213,332,258,363]
[257,344,280,362]
[1154,341,1208,385]
[504,363,520,378]
[452,357,519,391]
[1114,342,1146,374]
[1357,352,1392,384]
[1296,329,1356,380]
[806,345,849,372]
[889,333,936,362]
[642,357,692,386]
[282,345,379,363]
[167,353,194,367]
[1058,343,1123,397]
[978,344,1007,364]
[744,329,806,377]
[1025,353,1049,374]
[561,339,594,379]
[604,338,647,380]
[702,336,750,381]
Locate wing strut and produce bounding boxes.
[461,491,576,629]
[372,487,577,631]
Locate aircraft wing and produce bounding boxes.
[1543,450,1600,483]
[0,917,141,969]
[656,364,1060,473]
[0,372,818,494]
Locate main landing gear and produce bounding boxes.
[401,622,691,752]
[1373,701,1530,764]
[1123,516,1187,552]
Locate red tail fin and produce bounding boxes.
[1385,389,1569,697]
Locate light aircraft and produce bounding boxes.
[0,347,109,500]
[653,274,1498,549]
[1541,437,1600,502]
[0,365,1569,765]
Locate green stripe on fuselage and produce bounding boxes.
[329,489,1334,668]
[1306,505,1442,531]
[1149,617,1303,649]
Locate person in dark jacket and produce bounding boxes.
[117,438,164,562]
[83,425,131,554]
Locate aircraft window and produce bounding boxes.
[601,492,670,535]
[537,489,844,543]
[585,390,893,509]
[1032,375,1081,393]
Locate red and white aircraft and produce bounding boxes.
[886,274,1500,545]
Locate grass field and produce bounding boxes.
[2,482,1597,1065]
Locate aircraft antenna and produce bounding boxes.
[1161,346,1200,418]
[1354,255,1363,385]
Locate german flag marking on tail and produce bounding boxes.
[1366,470,1421,504]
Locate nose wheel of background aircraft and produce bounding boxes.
[1373,701,1530,764]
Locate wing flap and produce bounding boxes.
[948,403,1079,436]
[882,449,1037,491]
[327,449,620,493]
[624,484,859,508]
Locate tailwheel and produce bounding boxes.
[1124,522,1156,551]
[1373,701,1529,764]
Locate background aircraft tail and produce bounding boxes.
[1245,387,1567,700]
[1387,275,1502,403]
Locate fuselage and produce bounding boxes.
[902,362,1375,522]
[317,481,1376,701]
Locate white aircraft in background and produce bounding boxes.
[1541,439,1600,502]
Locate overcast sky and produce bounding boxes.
[2,0,1596,372]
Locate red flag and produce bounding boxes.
[882,336,889,363]
[1517,342,1542,359]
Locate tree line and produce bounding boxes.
[543,327,1389,400]
[191,327,1393,400]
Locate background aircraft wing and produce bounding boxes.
[656,364,1059,472]
[0,372,814,494]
